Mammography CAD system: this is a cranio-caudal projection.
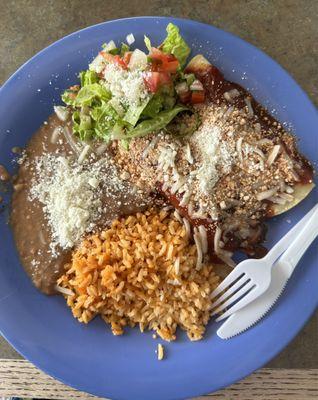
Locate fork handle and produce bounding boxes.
[263,203,318,265]
[279,206,318,276]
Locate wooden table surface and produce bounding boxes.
[0,360,317,399]
[1,0,317,398]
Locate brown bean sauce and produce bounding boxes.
[11,114,149,295]
[0,165,10,182]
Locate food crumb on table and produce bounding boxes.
[157,343,164,361]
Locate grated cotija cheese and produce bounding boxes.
[190,122,233,196]
[30,155,104,253]
[103,63,150,108]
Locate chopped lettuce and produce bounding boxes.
[61,24,200,144]
[61,89,77,106]
[141,94,164,118]
[72,100,121,141]
[163,95,176,110]
[102,40,117,52]
[79,70,99,86]
[123,98,150,126]
[166,111,201,137]
[120,42,130,56]
[90,101,119,140]
[125,105,188,139]
[161,23,190,67]
[144,35,152,52]
[72,111,94,141]
[108,48,120,55]
[120,139,130,150]
[73,83,111,107]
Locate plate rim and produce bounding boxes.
[0,16,317,400]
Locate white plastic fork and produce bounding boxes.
[211,203,318,322]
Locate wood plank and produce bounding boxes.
[0,359,317,399]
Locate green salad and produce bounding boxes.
[60,23,206,145]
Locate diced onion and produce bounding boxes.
[128,49,147,70]
[126,33,135,45]
[175,82,189,95]
[89,53,106,73]
[190,79,204,91]
[54,106,69,122]
[104,40,116,51]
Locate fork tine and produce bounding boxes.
[210,268,246,300]
[212,281,255,317]
[211,276,250,309]
[215,285,259,322]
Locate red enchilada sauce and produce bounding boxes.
[161,61,314,260]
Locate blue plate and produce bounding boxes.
[0,17,317,400]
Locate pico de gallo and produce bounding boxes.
[60,23,206,144]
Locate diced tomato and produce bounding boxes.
[149,47,179,73]
[113,55,128,69]
[191,90,205,104]
[144,71,172,93]
[100,51,128,69]
[158,72,171,86]
[100,51,114,62]
[144,72,161,93]
[178,91,191,104]
[150,47,166,60]
[123,51,132,65]
[150,47,176,61]
[164,60,179,73]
